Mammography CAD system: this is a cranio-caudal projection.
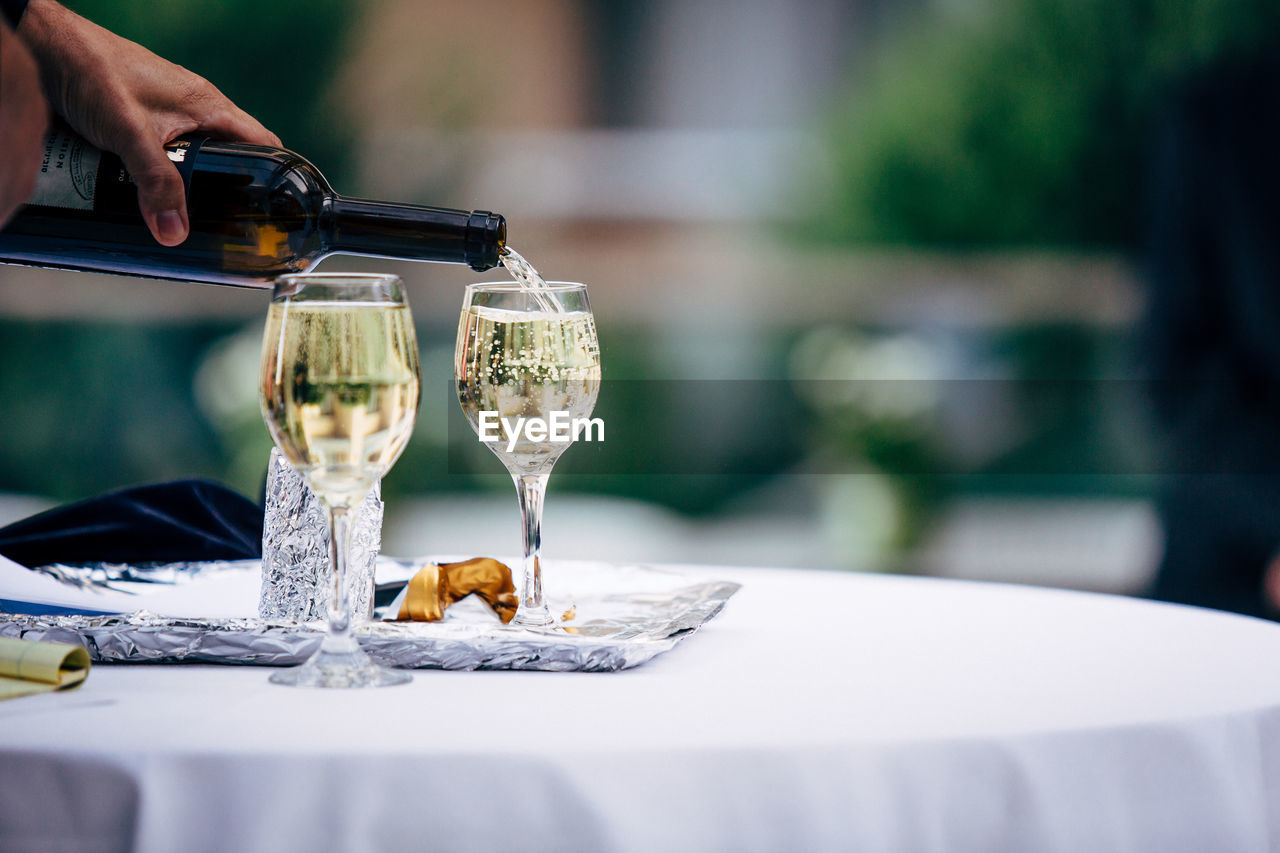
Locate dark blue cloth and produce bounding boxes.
[0,480,263,568]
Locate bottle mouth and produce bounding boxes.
[466,212,506,271]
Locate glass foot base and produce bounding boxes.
[270,641,411,689]
[511,602,554,628]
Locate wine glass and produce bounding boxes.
[259,272,421,687]
[454,282,601,627]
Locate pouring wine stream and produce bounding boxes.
[499,246,563,313]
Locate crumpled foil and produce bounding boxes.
[259,448,383,622]
[0,561,740,672]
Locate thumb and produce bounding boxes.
[121,143,189,246]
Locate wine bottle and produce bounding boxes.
[0,124,506,287]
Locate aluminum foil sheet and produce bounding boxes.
[259,447,383,622]
[0,561,740,672]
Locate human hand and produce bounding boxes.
[18,0,280,246]
[0,22,49,227]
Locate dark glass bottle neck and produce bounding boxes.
[324,197,506,271]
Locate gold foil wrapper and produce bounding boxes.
[396,558,518,624]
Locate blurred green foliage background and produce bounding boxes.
[1,0,1274,575]
[818,0,1280,247]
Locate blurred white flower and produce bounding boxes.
[790,327,945,421]
[194,324,263,428]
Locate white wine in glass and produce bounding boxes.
[260,273,420,687]
[455,282,600,627]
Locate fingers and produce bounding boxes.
[118,141,189,246]
[131,99,279,247]
[181,81,281,148]
[200,104,282,149]
[101,86,280,248]
[130,97,279,247]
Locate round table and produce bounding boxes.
[2,565,1279,853]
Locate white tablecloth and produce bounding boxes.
[2,565,1280,853]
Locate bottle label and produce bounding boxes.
[29,128,101,211]
[26,126,207,214]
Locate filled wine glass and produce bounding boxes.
[455,281,601,627]
[260,273,421,687]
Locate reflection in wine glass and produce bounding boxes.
[454,282,601,627]
[260,273,420,687]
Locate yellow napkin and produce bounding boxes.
[0,637,91,701]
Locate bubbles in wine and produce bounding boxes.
[455,304,600,474]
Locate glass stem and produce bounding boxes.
[513,472,552,625]
[322,502,357,652]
